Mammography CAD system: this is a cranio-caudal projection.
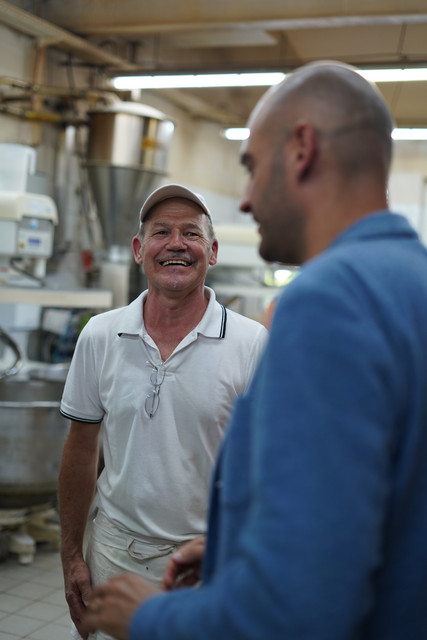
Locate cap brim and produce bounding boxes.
[139,183,212,222]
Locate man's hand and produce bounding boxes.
[63,557,93,640]
[81,574,160,640]
[162,536,206,590]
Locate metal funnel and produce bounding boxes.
[86,162,163,250]
[85,103,174,257]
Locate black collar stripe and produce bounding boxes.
[219,305,227,338]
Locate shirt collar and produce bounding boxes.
[195,287,227,338]
[330,210,417,250]
[117,287,226,339]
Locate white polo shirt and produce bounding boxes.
[60,287,267,541]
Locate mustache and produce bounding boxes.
[159,253,192,261]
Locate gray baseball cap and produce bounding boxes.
[139,183,213,223]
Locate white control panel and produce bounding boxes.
[0,192,57,259]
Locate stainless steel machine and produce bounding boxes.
[85,102,174,306]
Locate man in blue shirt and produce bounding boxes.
[82,61,427,640]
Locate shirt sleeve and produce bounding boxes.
[60,318,105,422]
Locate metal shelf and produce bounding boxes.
[0,287,113,308]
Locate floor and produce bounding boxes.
[0,542,71,640]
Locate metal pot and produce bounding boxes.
[0,377,69,508]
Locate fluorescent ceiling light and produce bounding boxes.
[223,127,249,141]
[359,68,427,82]
[112,67,427,90]
[224,127,427,141]
[112,72,285,90]
[392,128,427,140]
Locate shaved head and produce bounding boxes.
[240,62,394,265]
[248,62,394,182]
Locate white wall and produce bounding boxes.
[389,142,427,244]
[0,26,40,146]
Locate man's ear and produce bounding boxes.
[292,120,317,181]
[209,239,219,267]
[132,235,143,265]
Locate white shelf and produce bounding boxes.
[212,283,282,299]
[0,287,113,308]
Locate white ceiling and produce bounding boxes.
[2,0,427,126]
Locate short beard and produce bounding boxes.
[259,210,305,266]
[259,169,307,266]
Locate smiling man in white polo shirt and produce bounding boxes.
[58,184,267,640]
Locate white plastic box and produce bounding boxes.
[0,143,36,192]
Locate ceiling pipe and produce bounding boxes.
[0,103,84,124]
[0,76,122,125]
[0,0,138,70]
[0,76,121,104]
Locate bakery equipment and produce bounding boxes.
[0,191,58,285]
